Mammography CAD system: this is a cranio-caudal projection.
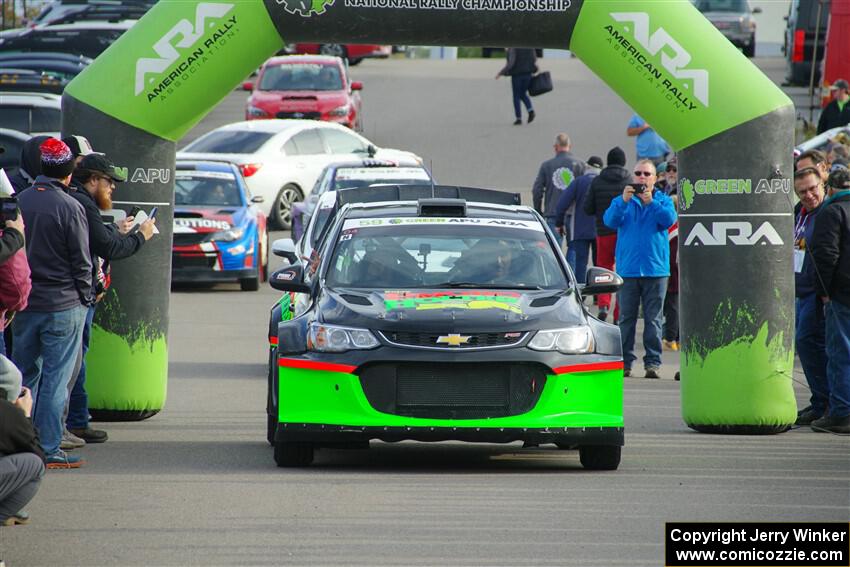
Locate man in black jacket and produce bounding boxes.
[817,79,850,135]
[64,154,156,444]
[809,168,850,433]
[8,136,49,195]
[495,47,537,125]
[0,361,44,526]
[583,146,630,321]
[12,138,91,469]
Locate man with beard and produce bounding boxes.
[64,154,155,446]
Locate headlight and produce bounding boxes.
[210,228,244,242]
[247,105,269,118]
[528,326,594,354]
[307,323,379,352]
[328,104,350,117]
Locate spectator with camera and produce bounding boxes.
[603,159,676,379]
[12,138,92,469]
[809,167,850,433]
[63,154,156,446]
[0,362,44,527]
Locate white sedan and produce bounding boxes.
[177,119,421,229]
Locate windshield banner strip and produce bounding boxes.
[278,358,357,374]
[342,217,544,231]
[553,361,623,374]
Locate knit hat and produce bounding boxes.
[40,138,75,179]
[62,135,95,158]
[607,146,626,167]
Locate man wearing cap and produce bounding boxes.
[809,168,850,433]
[61,135,95,168]
[554,155,602,284]
[12,138,91,469]
[64,154,156,445]
[817,79,850,134]
[532,133,586,249]
[584,147,631,321]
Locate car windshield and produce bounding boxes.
[182,130,274,154]
[259,63,343,91]
[325,217,568,289]
[691,0,748,12]
[175,172,243,206]
[0,105,60,133]
[332,167,432,190]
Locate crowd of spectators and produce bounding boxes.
[0,136,156,528]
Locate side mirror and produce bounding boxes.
[251,195,264,203]
[270,264,311,294]
[350,81,363,91]
[272,238,298,263]
[752,6,762,13]
[367,143,377,157]
[242,81,254,91]
[579,267,623,295]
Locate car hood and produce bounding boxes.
[173,206,249,234]
[317,288,585,333]
[250,89,348,112]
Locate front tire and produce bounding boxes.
[272,184,303,230]
[743,39,755,58]
[240,274,260,292]
[274,442,314,467]
[579,445,621,470]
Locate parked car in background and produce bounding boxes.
[243,55,362,130]
[29,0,155,27]
[172,161,269,292]
[292,44,391,65]
[0,127,29,175]
[0,21,135,59]
[783,0,830,86]
[177,120,422,229]
[0,91,61,134]
[691,0,760,57]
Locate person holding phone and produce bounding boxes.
[64,154,156,446]
[602,159,676,379]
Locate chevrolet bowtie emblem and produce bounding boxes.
[436,334,471,347]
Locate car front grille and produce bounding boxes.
[276,111,321,120]
[359,362,546,419]
[172,254,216,269]
[173,233,209,246]
[379,331,527,350]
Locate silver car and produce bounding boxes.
[692,0,761,57]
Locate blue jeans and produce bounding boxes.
[12,305,87,456]
[67,304,97,430]
[618,277,667,369]
[824,299,850,417]
[795,294,829,414]
[567,239,593,284]
[510,73,533,119]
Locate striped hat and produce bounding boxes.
[40,137,75,179]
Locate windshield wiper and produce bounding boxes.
[428,282,543,290]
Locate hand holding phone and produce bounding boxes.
[149,207,158,219]
[128,206,142,218]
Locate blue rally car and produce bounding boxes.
[172,161,269,291]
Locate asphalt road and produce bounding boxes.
[3,57,848,567]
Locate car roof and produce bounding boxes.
[0,92,62,107]
[207,119,349,135]
[340,200,535,222]
[263,54,342,66]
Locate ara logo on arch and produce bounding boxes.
[134,2,235,98]
[609,12,709,108]
[684,221,784,246]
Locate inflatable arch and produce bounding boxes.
[63,0,797,431]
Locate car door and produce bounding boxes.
[319,127,371,161]
[283,127,331,197]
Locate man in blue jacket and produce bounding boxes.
[555,155,602,283]
[603,160,676,378]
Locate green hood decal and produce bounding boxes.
[569,0,791,150]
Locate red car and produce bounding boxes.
[243,55,362,130]
[292,44,391,65]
